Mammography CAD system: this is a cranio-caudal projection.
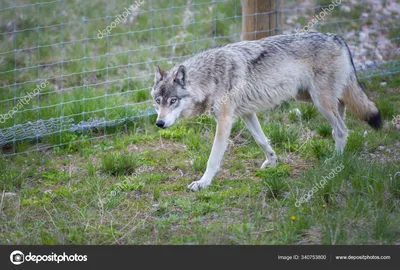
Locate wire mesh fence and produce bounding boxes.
[0,0,399,157]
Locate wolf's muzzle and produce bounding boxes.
[156,120,165,128]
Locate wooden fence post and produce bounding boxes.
[242,0,283,40]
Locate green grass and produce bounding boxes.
[0,0,400,245]
[0,0,242,154]
[100,152,141,176]
[1,73,399,244]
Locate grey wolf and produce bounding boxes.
[151,32,381,191]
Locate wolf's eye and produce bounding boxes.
[170,98,177,105]
[155,98,161,104]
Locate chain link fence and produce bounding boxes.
[0,0,399,157]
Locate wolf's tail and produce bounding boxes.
[341,81,382,129]
[340,38,382,130]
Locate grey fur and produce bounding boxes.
[151,31,380,191]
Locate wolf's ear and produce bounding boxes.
[174,65,186,87]
[155,65,165,83]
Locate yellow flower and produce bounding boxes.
[322,204,326,208]
[291,215,296,221]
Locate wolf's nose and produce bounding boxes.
[156,120,165,128]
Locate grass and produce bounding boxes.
[0,0,400,245]
[1,73,399,244]
[100,152,141,176]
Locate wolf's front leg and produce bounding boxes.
[188,115,233,191]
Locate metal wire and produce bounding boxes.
[0,0,399,157]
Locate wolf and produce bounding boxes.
[151,32,381,191]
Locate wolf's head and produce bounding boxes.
[151,65,196,128]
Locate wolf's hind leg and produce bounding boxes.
[188,114,234,191]
[242,113,277,168]
[310,89,348,152]
[338,100,346,120]
[332,100,346,138]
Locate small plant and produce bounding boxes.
[87,161,97,177]
[288,110,300,122]
[345,132,364,152]
[265,123,300,146]
[255,165,291,198]
[299,103,319,121]
[311,138,332,159]
[134,90,150,102]
[0,168,26,189]
[184,129,202,151]
[373,214,397,242]
[101,153,140,176]
[283,141,299,152]
[159,125,188,140]
[42,170,69,184]
[255,164,291,181]
[191,154,208,172]
[316,123,332,138]
[376,96,397,119]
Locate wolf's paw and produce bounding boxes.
[188,180,211,191]
[261,157,277,169]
